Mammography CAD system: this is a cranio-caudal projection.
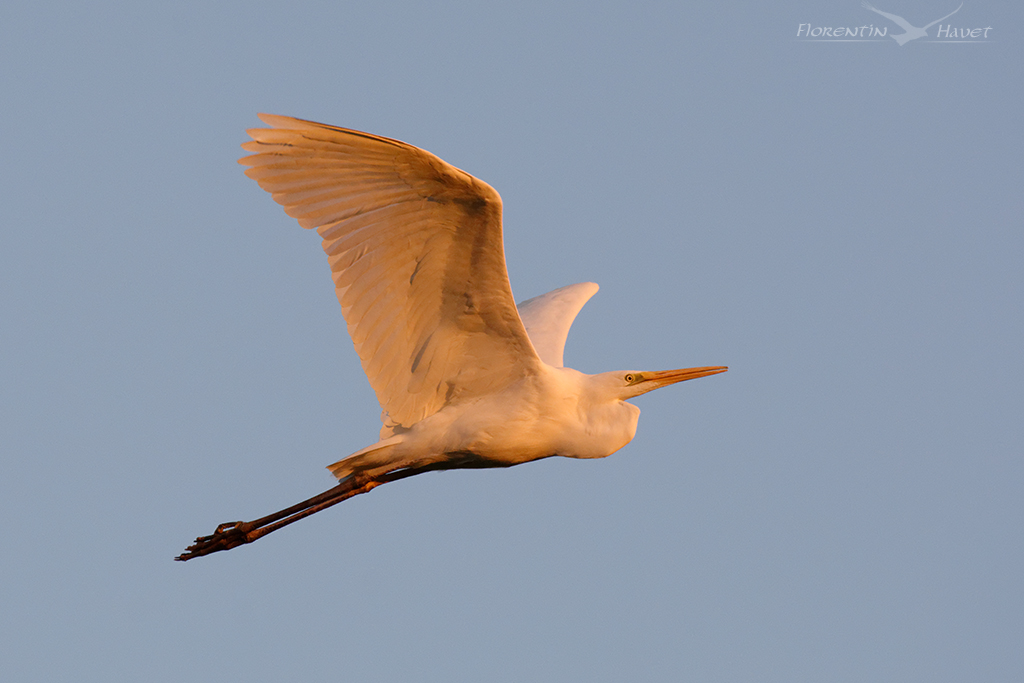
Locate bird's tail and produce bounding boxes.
[327,437,403,481]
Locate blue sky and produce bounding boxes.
[2,1,1021,681]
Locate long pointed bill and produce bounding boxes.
[634,366,728,395]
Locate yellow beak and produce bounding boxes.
[635,366,728,394]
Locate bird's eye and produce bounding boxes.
[624,373,635,383]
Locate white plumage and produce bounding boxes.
[177,114,726,561]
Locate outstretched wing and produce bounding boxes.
[517,282,599,368]
[240,114,541,436]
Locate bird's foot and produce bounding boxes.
[175,520,254,561]
[175,474,402,562]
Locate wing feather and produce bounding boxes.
[517,282,600,368]
[240,114,541,436]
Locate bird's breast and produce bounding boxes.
[407,371,640,466]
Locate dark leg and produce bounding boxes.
[175,466,431,561]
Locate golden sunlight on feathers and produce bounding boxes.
[240,115,537,438]
[176,114,726,561]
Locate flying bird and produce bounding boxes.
[862,1,963,46]
[176,115,727,561]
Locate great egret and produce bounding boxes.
[176,114,727,561]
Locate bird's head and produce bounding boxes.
[614,366,728,400]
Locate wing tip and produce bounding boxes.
[256,112,299,128]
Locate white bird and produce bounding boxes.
[177,114,727,561]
